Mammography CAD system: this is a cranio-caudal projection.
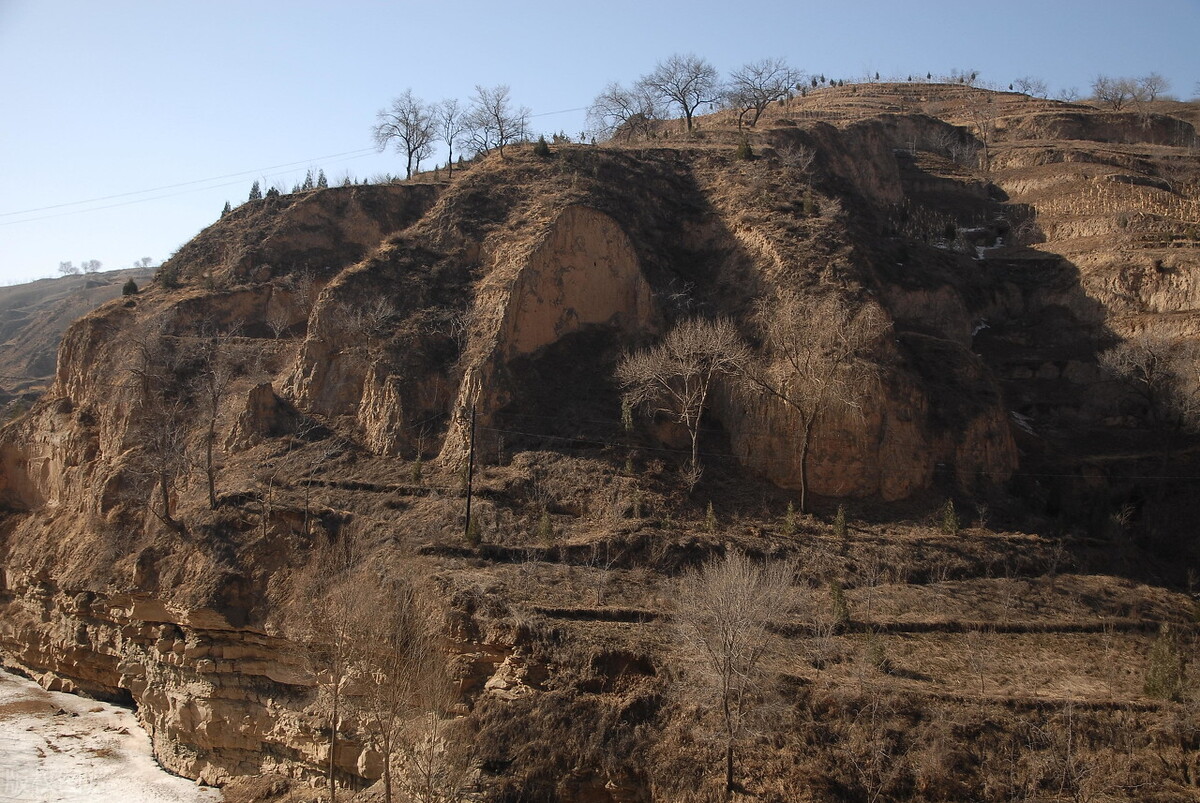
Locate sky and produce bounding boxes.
[0,0,1196,285]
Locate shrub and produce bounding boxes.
[465,515,482,547]
[735,140,754,160]
[939,499,960,535]
[1144,623,1187,702]
[833,504,847,540]
[782,501,796,537]
[155,263,180,289]
[865,632,891,672]
[537,508,553,546]
[533,135,551,157]
[830,580,851,631]
[705,501,717,534]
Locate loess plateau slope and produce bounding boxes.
[0,84,1198,801]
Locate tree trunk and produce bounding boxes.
[725,739,735,794]
[206,419,217,509]
[382,738,392,803]
[797,418,813,514]
[329,687,339,803]
[158,472,174,526]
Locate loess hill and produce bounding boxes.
[0,83,1198,801]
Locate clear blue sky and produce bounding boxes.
[1,0,1196,285]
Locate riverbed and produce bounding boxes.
[0,668,222,803]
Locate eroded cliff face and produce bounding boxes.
[440,205,658,465]
[3,88,1195,794]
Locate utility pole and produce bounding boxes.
[463,403,476,541]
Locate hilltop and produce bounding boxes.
[0,267,154,408]
[0,84,1197,802]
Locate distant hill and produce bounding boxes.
[0,268,154,406]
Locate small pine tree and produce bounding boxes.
[122,278,139,296]
[301,170,314,191]
[316,169,328,189]
[248,180,262,201]
[410,456,422,484]
[940,499,960,535]
[342,176,353,187]
[265,186,280,199]
[156,263,180,289]
[705,502,717,534]
[830,580,850,631]
[1144,623,1187,702]
[865,632,891,672]
[735,140,754,160]
[221,201,231,217]
[782,501,796,537]
[537,508,553,546]
[465,515,482,547]
[833,504,847,541]
[533,135,551,157]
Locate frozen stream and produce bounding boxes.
[0,669,222,803]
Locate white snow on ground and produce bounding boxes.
[0,669,222,803]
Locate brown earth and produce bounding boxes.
[0,83,1198,801]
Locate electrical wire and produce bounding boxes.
[0,148,379,219]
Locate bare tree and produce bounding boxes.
[616,318,748,476]
[1092,75,1138,110]
[726,57,798,128]
[82,259,102,273]
[324,298,397,362]
[1138,72,1170,102]
[1013,76,1049,98]
[1100,334,1200,433]
[57,261,79,276]
[291,533,366,803]
[674,550,797,794]
[352,574,452,803]
[587,81,661,141]
[744,291,887,512]
[776,141,816,174]
[435,98,469,179]
[640,53,722,132]
[963,93,999,173]
[192,323,241,509]
[266,304,293,339]
[466,84,529,159]
[125,327,190,528]
[374,89,436,180]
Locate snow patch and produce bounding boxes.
[0,669,222,803]
[1009,411,1035,435]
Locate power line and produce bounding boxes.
[529,106,587,119]
[0,148,379,219]
[0,151,382,228]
